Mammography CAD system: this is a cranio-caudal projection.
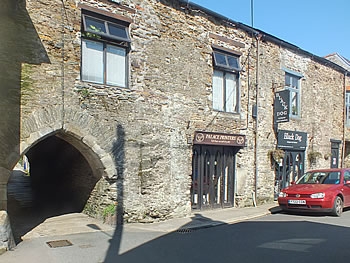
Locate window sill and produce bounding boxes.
[212,110,241,118]
[290,115,301,121]
[80,79,128,90]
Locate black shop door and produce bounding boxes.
[278,151,305,191]
[191,145,239,210]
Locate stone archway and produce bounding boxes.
[5,106,118,244]
[7,129,116,243]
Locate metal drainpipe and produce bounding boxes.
[342,71,348,168]
[253,34,260,207]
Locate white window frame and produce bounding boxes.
[212,51,240,113]
[81,11,130,88]
[346,91,350,126]
[285,72,301,118]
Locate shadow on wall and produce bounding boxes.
[104,124,126,256]
[0,0,49,170]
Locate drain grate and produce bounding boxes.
[46,239,73,248]
[176,228,195,234]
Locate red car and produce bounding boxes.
[278,168,350,216]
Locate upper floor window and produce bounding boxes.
[212,51,240,113]
[346,91,350,126]
[81,11,130,87]
[285,72,301,118]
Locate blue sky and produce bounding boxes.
[191,0,350,59]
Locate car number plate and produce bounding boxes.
[288,199,306,204]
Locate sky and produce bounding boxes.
[191,0,350,59]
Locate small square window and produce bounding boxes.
[213,51,239,71]
[83,14,130,43]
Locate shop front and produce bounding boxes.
[191,131,246,210]
[274,130,307,199]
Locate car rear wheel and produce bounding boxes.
[331,196,343,217]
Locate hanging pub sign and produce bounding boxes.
[193,131,246,147]
[274,90,290,123]
[277,130,307,150]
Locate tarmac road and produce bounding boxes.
[1,203,279,262]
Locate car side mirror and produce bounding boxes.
[345,180,350,185]
[291,181,296,185]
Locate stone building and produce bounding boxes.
[1,0,350,250]
[325,53,350,71]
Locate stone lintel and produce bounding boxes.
[209,33,245,48]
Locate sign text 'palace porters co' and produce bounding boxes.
[193,131,246,147]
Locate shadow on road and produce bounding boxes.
[103,211,350,263]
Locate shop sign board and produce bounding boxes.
[277,130,307,150]
[274,90,290,123]
[193,131,246,147]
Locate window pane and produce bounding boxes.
[85,16,107,34]
[225,73,237,112]
[346,92,350,125]
[81,39,104,84]
[227,56,239,69]
[214,52,227,67]
[291,91,298,115]
[213,70,224,111]
[214,52,239,70]
[292,76,299,89]
[285,73,300,117]
[106,45,126,87]
[108,23,129,40]
[285,74,291,87]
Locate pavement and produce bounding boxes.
[0,202,281,262]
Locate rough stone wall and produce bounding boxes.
[251,39,281,203]
[278,48,344,169]
[255,40,349,200]
[11,0,350,224]
[19,0,259,221]
[0,211,15,254]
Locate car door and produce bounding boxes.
[342,170,350,207]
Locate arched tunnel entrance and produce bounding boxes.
[7,133,102,243]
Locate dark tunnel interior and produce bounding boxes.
[7,135,99,243]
